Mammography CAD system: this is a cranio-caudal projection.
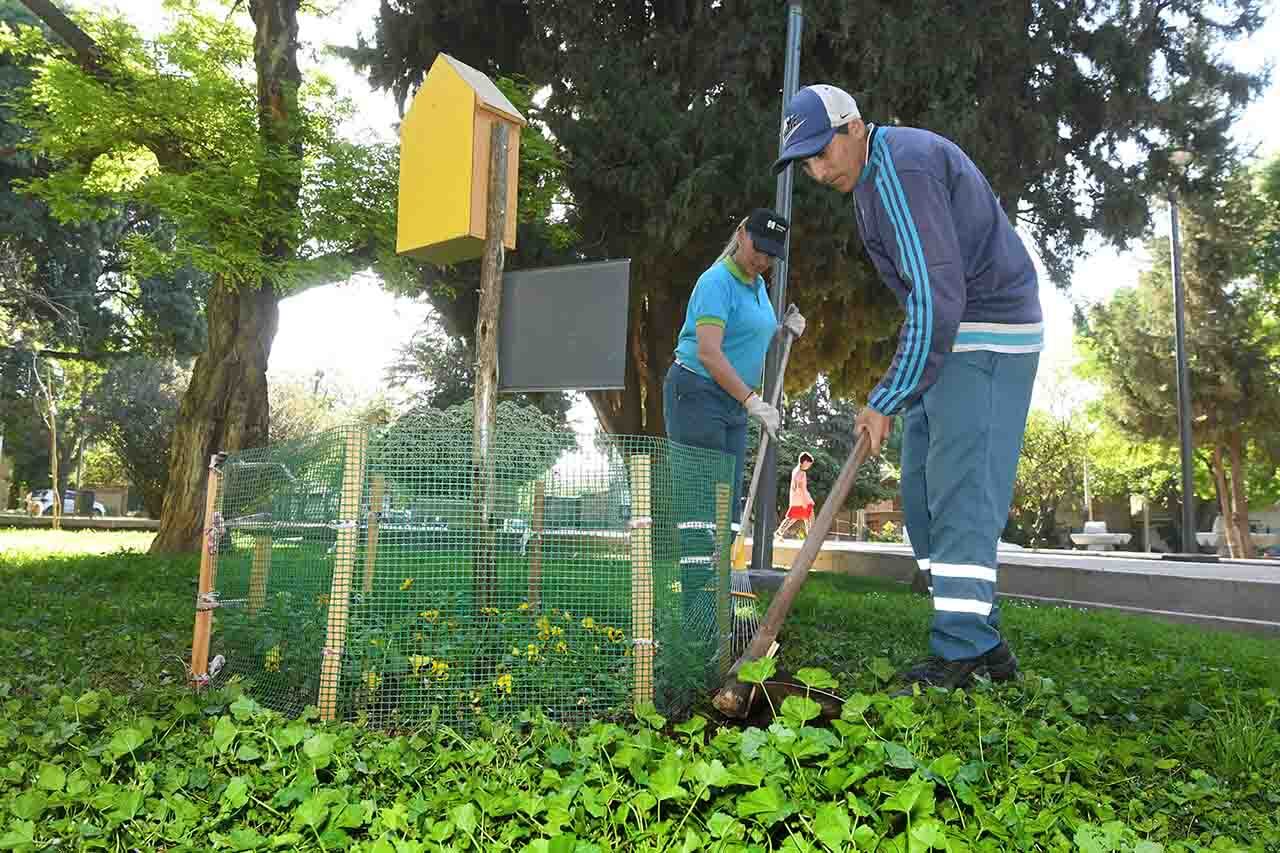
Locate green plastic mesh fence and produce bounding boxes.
[200,416,738,728]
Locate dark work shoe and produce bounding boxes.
[890,656,981,696]
[978,640,1020,682]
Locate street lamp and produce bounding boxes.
[1167,149,1196,554]
[752,0,804,573]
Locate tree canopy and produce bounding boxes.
[1,0,207,362]
[1078,158,1280,555]
[3,0,417,550]
[343,0,1268,436]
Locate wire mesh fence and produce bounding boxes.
[196,415,738,728]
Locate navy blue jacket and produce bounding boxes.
[853,126,1043,415]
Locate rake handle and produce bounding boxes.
[734,317,797,555]
[714,431,872,718]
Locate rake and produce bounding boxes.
[728,313,797,656]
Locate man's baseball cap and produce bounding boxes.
[772,84,861,175]
[744,208,789,259]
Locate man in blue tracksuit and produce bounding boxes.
[773,84,1042,691]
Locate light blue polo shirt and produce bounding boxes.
[673,256,777,389]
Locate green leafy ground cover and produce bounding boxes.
[1,529,1277,852]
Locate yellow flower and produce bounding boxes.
[536,616,552,632]
[481,607,500,616]
[431,660,450,679]
[264,645,281,672]
[518,602,530,611]
[413,633,424,642]
[669,580,682,594]
[419,610,440,623]
[511,645,523,657]
[495,673,513,694]
[581,617,596,630]
[400,578,414,591]
[526,643,540,660]
[409,655,432,675]
[550,626,564,638]
[364,671,382,691]
[605,626,625,643]
[555,641,568,654]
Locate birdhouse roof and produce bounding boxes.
[439,54,527,126]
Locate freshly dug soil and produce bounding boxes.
[712,666,846,729]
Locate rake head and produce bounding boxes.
[729,576,762,658]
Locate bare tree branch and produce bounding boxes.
[17,0,107,76]
[0,345,127,362]
[285,245,378,296]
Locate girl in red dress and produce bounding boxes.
[775,452,815,539]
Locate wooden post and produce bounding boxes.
[472,121,510,612]
[714,483,731,676]
[189,454,222,684]
[247,534,272,614]
[318,428,368,722]
[529,480,545,609]
[629,455,654,707]
[363,475,385,594]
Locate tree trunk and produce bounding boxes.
[48,398,60,531]
[31,360,61,530]
[150,281,279,552]
[587,281,689,437]
[1036,498,1057,547]
[151,0,301,553]
[1211,445,1239,557]
[1226,430,1255,559]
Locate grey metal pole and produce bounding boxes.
[752,0,803,573]
[1169,188,1197,554]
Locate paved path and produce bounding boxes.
[800,540,1280,583]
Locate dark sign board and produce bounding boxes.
[498,259,631,392]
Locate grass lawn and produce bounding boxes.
[1,529,1277,852]
[0,527,155,556]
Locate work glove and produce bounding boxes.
[780,304,806,338]
[744,392,780,439]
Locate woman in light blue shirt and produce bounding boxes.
[664,208,805,528]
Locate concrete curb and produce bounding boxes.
[747,542,1280,636]
[0,514,160,531]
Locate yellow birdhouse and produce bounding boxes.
[396,54,527,265]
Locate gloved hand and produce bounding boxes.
[744,392,780,439]
[781,304,806,338]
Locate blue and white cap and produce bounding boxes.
[772,84,861,175]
